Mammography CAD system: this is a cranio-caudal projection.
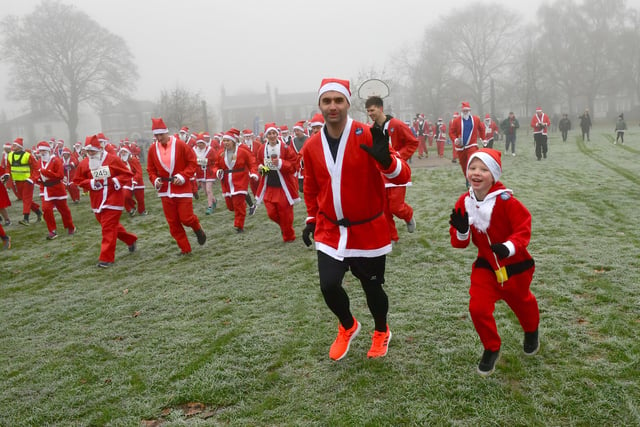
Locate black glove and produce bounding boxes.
[449,208,469,234]
[490,243,510,259]
[360,126,392,169]
[302,222,316,247]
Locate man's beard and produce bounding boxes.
[89,156,103,170]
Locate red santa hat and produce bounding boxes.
[13,137,24,148]
[222,128,241,142]
[317,78,351,105]
[536,107,543,113]
[151,118,169,135]
[62,147,72,155]
[195,133,206,144]
[264,122,279,134]
[242,129,253,137]
[484,114,491,120]
[213,133,223,140]
[202,132,211,139]
[309,113,325,127]
[84,135,102,151]
[467,148,502,183]
[279,125,289,133]
[293,121,305,132]
[179,126,189,134]
[461,102,471,111]
[119,145,131,154]
[36,141,52,151]
[97,132,108,142]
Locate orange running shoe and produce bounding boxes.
[367,325,392,358]
[329,318,361,361]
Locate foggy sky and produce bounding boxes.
[1,0,639,117]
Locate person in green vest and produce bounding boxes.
[1,138,42,225]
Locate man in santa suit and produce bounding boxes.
[146,117,206,255]
[97,133,118,155]
[365,95,418,242]
[2,143,19,202]
[213,128,259,233]
[241,129,262,216]
[435,118,447,158]
[35,141,76,240]
[449,148,539,376]
[74,135,137,268]
[61,147,80,203]
[449,112,460,163]
[412,114,429,159]
[308,113,324,136]
[2,138,42,225]
[530,107,551,161]
[119,146,147,216]
[482,114,500,149]
[449,102,486,177]
[302,78,411,361]
[193,133,218,215]
[279,125,293,149]
[255,122,300,242]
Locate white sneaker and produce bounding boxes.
[512,153,516,157]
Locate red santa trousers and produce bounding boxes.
[160,197,201,253]
[437,140,445,157]
[94,209,137,263]
[124,189,146,214]
[15,181,40,215]
[0,223,5,238]
[249,179,259,198]
[468,266,539,352]
[263,186,295,242]
[42,199,74,233]
[417,136,428,157]
[67,183,80,202]
[385,186,413,241]
[224,194,246,229]
[457,145,478,177]
[452,145,459,161]
[0,182,10,209]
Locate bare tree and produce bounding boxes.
[155,85,208,132]
[0,1,137,142]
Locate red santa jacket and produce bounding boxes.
[62,154,78,186]
[37,156,67,201]
[213,144,258,196]
[256,140,300,205]
[450,181,534,281]
[531,112,550,136]
[122,156,144,190]
[449,115,486,150]
[302,118,411,260]
[412,118,429,137]
[435,123,447,142]
[146,136,198,198]
[384,117,418,161]
[483,120,500,144]
[194,145,218,181]
[74,152,133,212]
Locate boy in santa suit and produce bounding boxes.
[213,128,259,233]
[530,107,551,161]
[74,135,138,268]
[449,148,539,376]
[255,122,300,242]
[449,102,485,177]
[482,114,500,149]
[35,142,76,240]
[146,118,206,255]
[435,118,447,158]
[302,78,411,360]
[241,129,262,216]
[365,95,418,241]
[61,147,80,203]
[193,134,219,215]
[119,146,147,216]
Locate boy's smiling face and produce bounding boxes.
[467,157,494,198]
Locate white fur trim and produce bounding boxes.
[318,82,351,104]
[504,241,515,257]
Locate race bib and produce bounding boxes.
[91,166,111,180]
[197,158,208,167]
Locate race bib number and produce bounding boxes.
[91,166,111,180]
[197,158,208,167]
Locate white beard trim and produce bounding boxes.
[464,189,512,234]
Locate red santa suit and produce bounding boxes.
[303,117,411,259]
[194,144,218,183]
[120,148,146,215]
[381,117,418,242]
[4,139,41,220]
[435,121,447,158]
[449,114,460,162]
[256,137,300,242]
[213,140,259,231]
[61,148,80,202]
[449,110,485,176]
[450,180,539,352]
[37,147,75,235]
[74,144,137,264]
[412,115,429,158]
[482,116,500,149]
[244,137,263,196]
[146,134,204,254]
[0,161,12,213]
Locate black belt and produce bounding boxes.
[160,176,174,182]
[43,179,61,187]
[225,168,245,174]
[475,257,535,278]
[321,211,383,228]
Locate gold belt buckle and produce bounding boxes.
[495,266,508,283]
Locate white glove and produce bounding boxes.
[111,177,121,190]
[216,169,224,180]
[154,178,162,190]
[454,138,462,147]
[91,179,103,190]
[173,174,185,185]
